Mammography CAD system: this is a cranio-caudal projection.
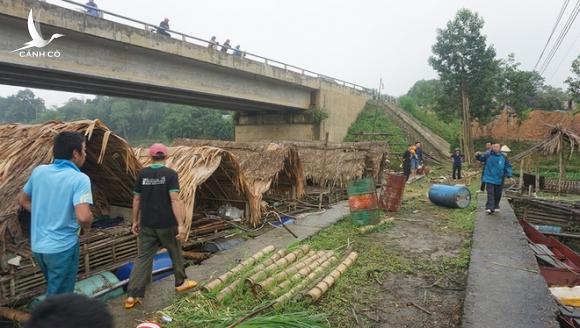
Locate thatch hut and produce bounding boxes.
[286,141,388,189]
[173,140,305,226]
[512,125,580,194]
[134,146,248,233]
[0,120,141,305]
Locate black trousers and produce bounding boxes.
[485,183,502,210]
[127,226,187,298]
[480,181,486,192]
[452,164,462,179]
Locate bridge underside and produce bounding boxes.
[0,62,304,112]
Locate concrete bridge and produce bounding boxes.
[0,0,383,142]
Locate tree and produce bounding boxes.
[429,9,499,163]
[497,54,544,115]
[161,106,234,141]
[566,54,580,102]
[406,79,442,108]
[0,89,46,123]
[533,85,566,111]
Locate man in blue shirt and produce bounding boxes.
[476,143,514,214]
[18,132,94,295]
[85,0,100,18]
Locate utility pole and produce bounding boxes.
[372,78,383,134]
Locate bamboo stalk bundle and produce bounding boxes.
[245,245,311,287]
[269,251,335,297]
[254,251,327,294]
[272,255,336,309]
[215,249,289,301]
[0,307,30,322]
[305,252,358,302]
[203,245,275,292]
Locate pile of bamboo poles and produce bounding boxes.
[199,245,358,308]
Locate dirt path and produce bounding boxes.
[314,181,474,327]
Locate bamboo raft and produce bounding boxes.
[0,218,234,306]
[509,195,580,228]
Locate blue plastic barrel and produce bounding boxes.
[533,225,562,234]
[428,184,471,209]
[114,251,173,282]
[74,271,123,302]
[30,271,122,307]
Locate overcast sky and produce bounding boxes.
[1,0,579,106]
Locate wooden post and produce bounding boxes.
[321,132,330,187]
[535,167,540,195]
[519,158,525,195]
[559,139,564,195]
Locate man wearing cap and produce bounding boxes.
[124,143,197,309]
[476,143,514,214]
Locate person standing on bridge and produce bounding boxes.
[124,143,197,309]
[233,45,243,57]
[208,36,219,50]
[18,132,94,296]
[221,39,232,53]
[85,0,100,18]
[476,143,514,214]
[157,18,170,37]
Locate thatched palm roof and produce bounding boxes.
[283,141,388,188]
[134,146,247,233]
[0,120,140,247]
[512,125,580,162]
[173,140,305,226]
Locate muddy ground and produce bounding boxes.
[313,180,474,327]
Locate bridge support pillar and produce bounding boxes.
[234,112,319,142]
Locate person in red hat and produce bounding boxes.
[124,143,197,309]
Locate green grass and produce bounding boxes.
[344,102,407,153]
[407,106,461,146]
[163,177,476,327]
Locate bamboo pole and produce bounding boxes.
[254,251,326,294]
[272,255,336,309]
[559,135,564,195]
[216,249,289,301]
[203,245,275,292]
[306,252,359,302]
[0,307,30,323]
[245,245,311,287]
[519,158,525,194]
[269,251,335,297]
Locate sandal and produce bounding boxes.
[175,279,198,292]
[124,297,140,309]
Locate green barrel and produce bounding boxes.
[347,178,375,196]
[351,210,381,226]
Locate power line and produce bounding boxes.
[540,0,580,74]
[534,0,570,71]
[539,0,580,75]
[546,29,580,82]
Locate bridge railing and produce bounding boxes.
[51,0,401,100]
